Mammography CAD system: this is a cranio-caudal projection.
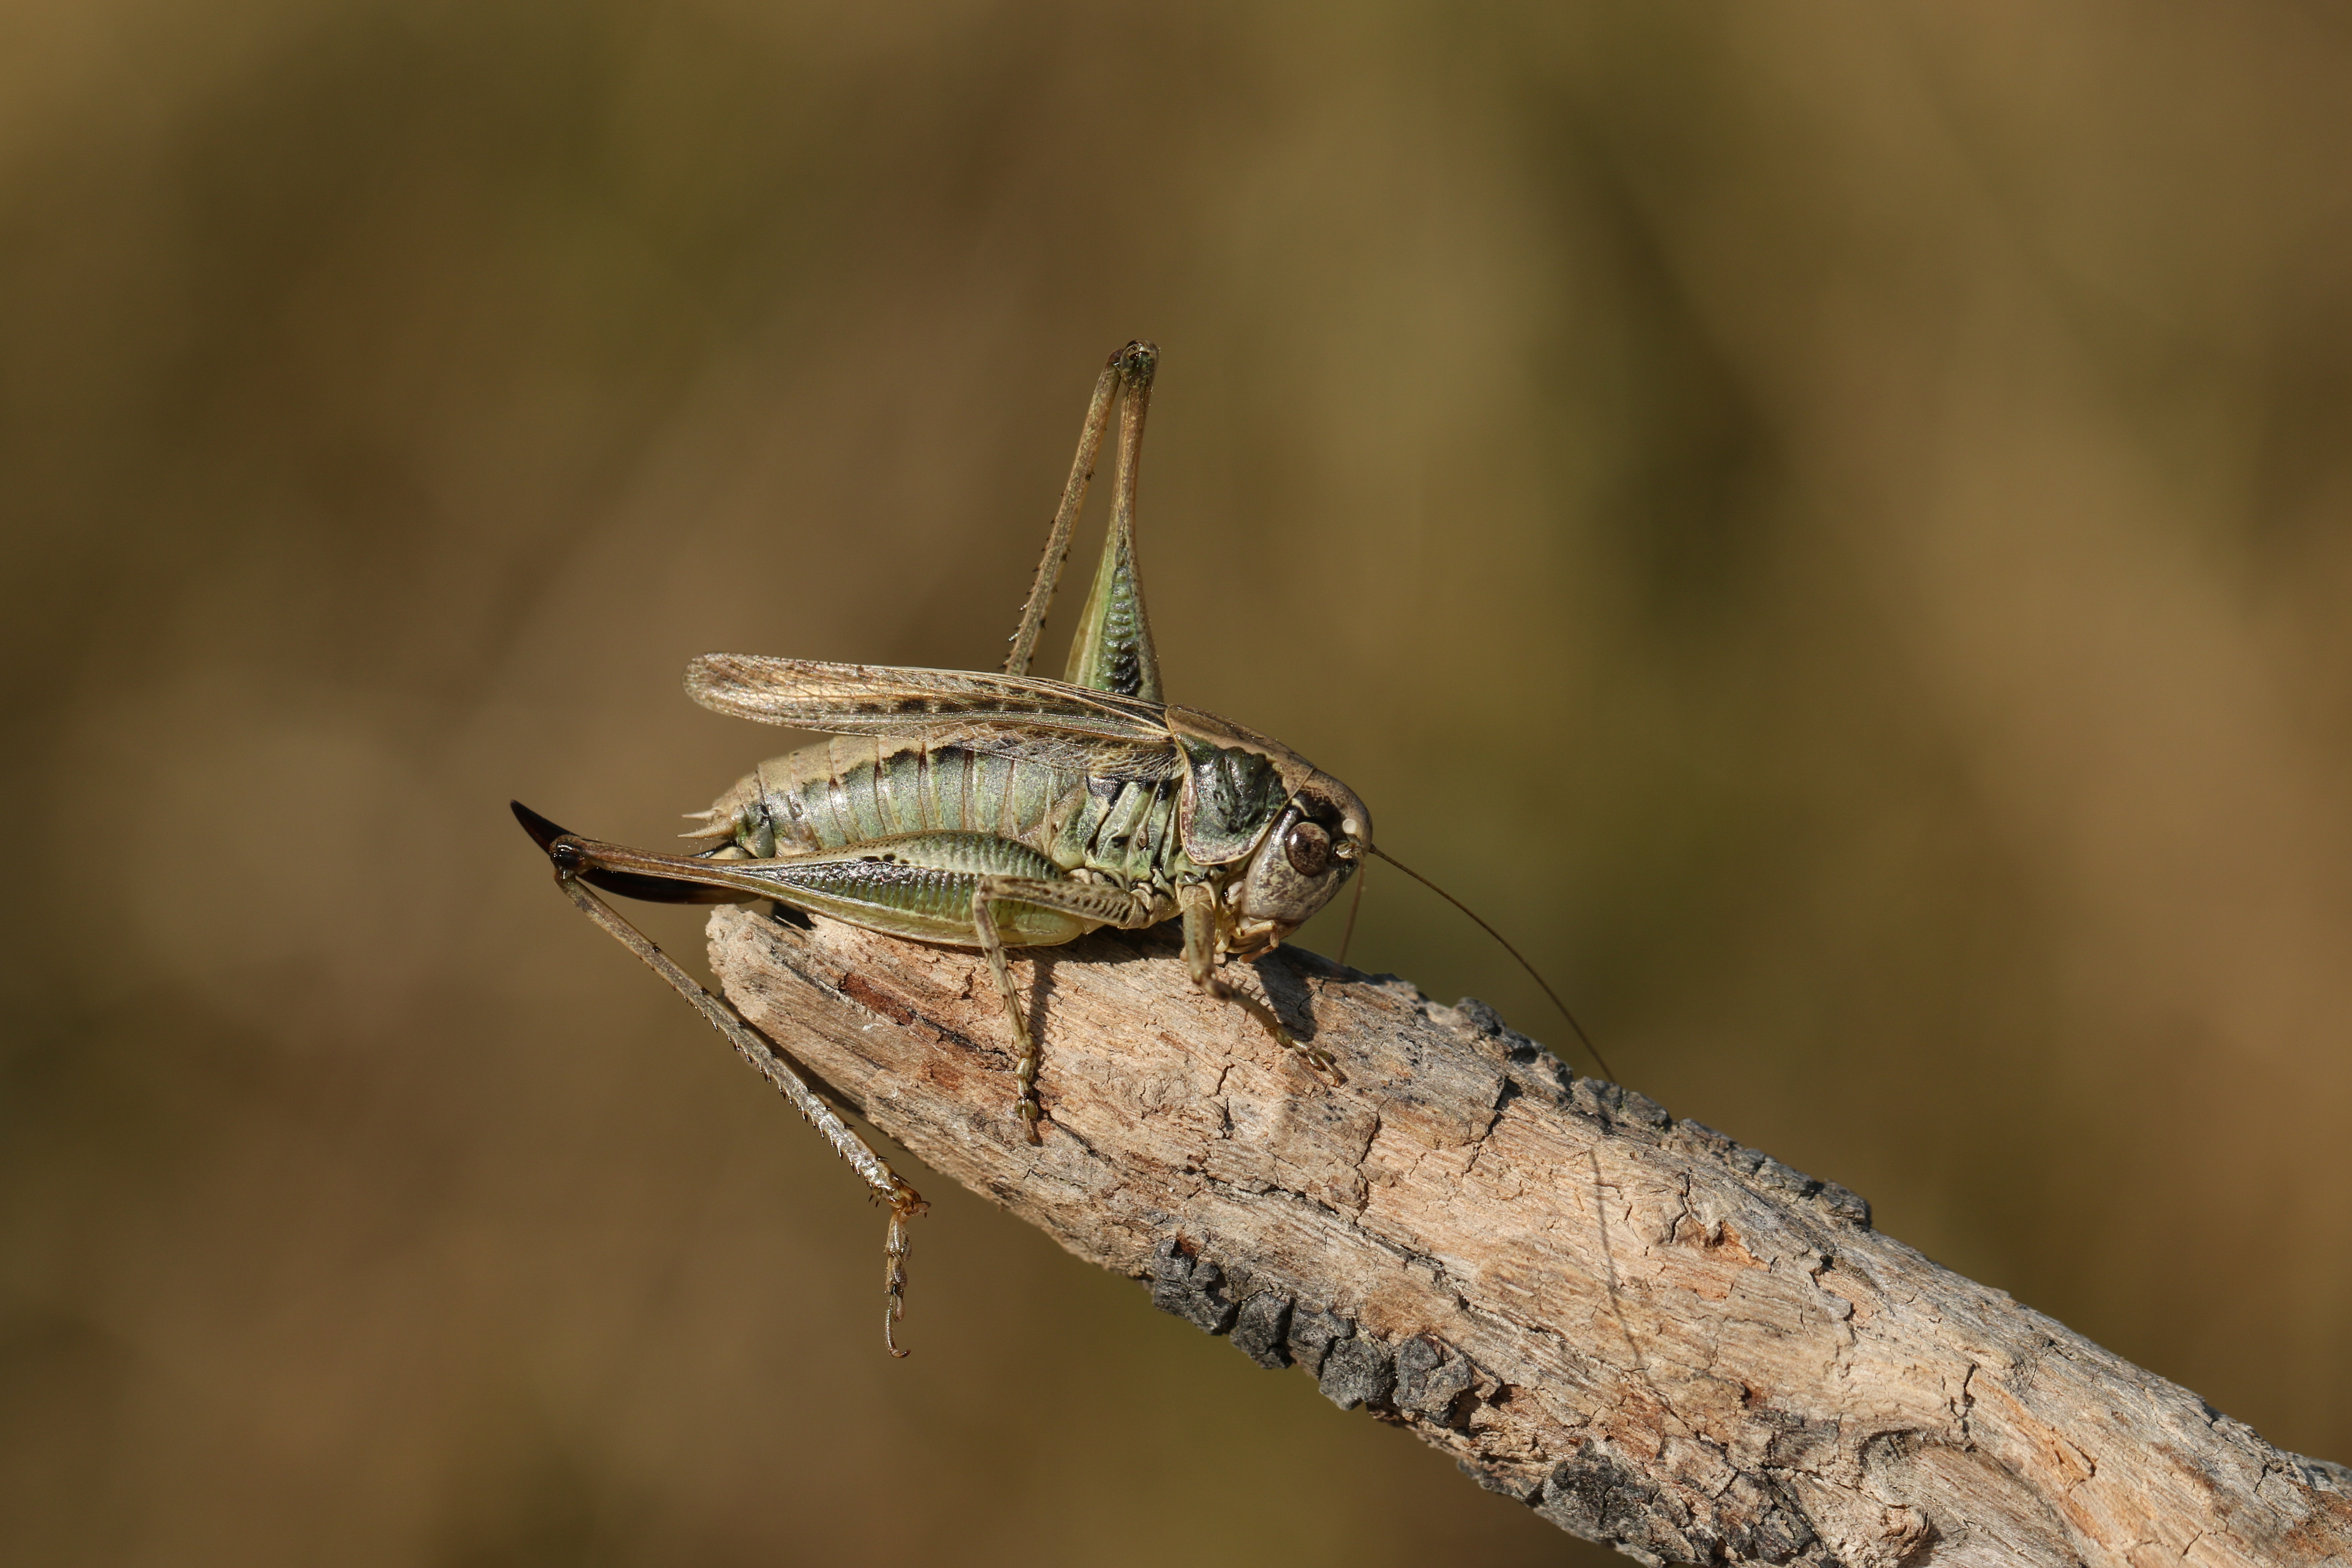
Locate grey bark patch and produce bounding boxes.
[1460,996,1577,1107]
[1673,1118,1737,1158]
[1537,1442,1697,1561]
[2289,1452,2352,1492]
[1393,1335,1475,1421]
[1815,1181,1871,1229]
[1678,1120,1871,1229]
[1720,1472,1820,1563]
[1458,1459,1544,1503]
[1755,1409,1843,1472]
[1572,1077,1672,1131]
[1149,1236,1237,1335]
[1285,1305,1352,1375]
[1752,1154,1822,1200]
[1615,1089,1672,1129]
[1725,1504,1819,1563]
[1319,1335,1395,1410]
[1505,1044,1575,1107]
[1229,1290,1293,1369]
[1456,996,1510,1038]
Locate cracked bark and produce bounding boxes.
[705,906,2352,1567]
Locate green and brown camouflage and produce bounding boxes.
[513,343,1373,1353]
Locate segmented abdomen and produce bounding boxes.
[702,737,1194,891]
[726,738,1078,855]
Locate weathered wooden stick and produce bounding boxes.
[706,906,2352,1567]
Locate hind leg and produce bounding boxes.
[546,861,928,1354]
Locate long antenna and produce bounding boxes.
[1369,846,1617,1083]
[1336,857,1368,967]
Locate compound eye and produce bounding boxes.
[1284,819,1332,877]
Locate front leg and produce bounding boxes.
[1175,884,1345,1084]
[969,874,1158,1144]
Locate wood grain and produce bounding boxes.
[706,906,2352,1566]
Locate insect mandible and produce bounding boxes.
[514,343,1380,1354]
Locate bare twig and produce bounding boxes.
[707,906,2352,1567]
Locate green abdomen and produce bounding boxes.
[741,738,1076,851]
[718,738,1192,890]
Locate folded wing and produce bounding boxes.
[684,655,1182,779]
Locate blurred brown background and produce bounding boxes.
[5,3,2350,1564]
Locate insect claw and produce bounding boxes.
[1286,1041,1345,1086]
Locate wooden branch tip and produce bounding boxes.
[706,906,2352,1568]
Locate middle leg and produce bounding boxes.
[968,873,1158,1144]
